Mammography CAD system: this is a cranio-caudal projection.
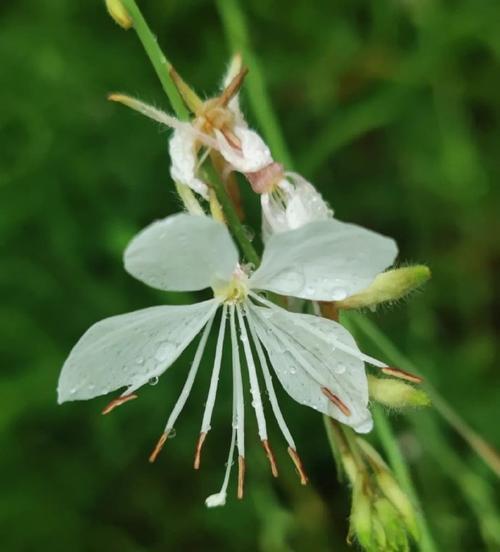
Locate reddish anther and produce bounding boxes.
[237,456,246,499]
[193,432,207,470]
[149,431,169,463]
[262,440,279,478]
[101,394,138,415]
[322,387,352,417]
[382,366,423,384]
[287,447,308,485]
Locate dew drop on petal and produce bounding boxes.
[155,341,176,362]
[148,376,159,386]
[335,362,346,375]
[330,287,348,301]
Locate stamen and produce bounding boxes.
[262,439,279,477]
[108,93,219,148]
[236,306,268,441]
[322,387,352,417]
[217,67,249,108]
[246,308,297,450]
[287,447,309,485]
[205,427,237,508]
[229,306,245,458]
[101,393,137,415]
[194,432,207,470]
[199,305,228,436]
[149,431,169,463]
[237,455,246,499]
[164,314,216,432]
[382,366,423,384]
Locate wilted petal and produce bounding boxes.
[169,127,209,199]
[124,213,239,292]
[214,126,273,173]
[249,303,372,432]
[261,173,332,239]
[221,54,245,124]
[58,299,219,403]
[249,219,397,301]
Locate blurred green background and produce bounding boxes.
[1,0,499,550]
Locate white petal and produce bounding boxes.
[261,174,332,239]
[249,219,398,301]
[58,299,219,403]
[249,304,372,432]
[124,213,239,292]
[214,126,273,173]
[169,127,209,199]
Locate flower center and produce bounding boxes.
[212,266,249,304]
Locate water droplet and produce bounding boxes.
[136,357,144,365]
[148,376,159,386]
[243,225,255,242]
[335,362,346,375]
[330,287,348,301]
[290,367,297,375]
[275,266,305,295]
[155,341,176,362]
[168,428,177,439]
[239,332,248,342]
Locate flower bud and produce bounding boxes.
[373,497,411,551]
[336,265,431,310]
[350,480,374,549]
[105,0,133,29]
[368,375,431,409]
[375,470,419,541]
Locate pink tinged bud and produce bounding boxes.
[246,162,284,194]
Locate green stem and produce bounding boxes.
[204,164,260,266]
[216,0,294,168]
[120,0,189,120]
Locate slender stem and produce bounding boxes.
[120,0,189,119]
[204,163,260,266]
[346,311,500,479]
[216,0,293,168]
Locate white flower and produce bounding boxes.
[261,171,333,239]
[58,214,397,505]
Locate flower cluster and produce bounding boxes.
[58,59,427,511]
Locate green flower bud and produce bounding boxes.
[105,0,133,29]
[337,265,431,310]
[350,480,374,549]
[368,375,431,409]
[376,470,419,541]
[373,497,410,551]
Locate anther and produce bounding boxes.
[149,431,169,463]
[381,366,422,384]
[287,447,308,485]
[194,432,207,470]
[322,388,351,417]
[262,440,279,478]
[101,393,137,415]
[237,456,246,499]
